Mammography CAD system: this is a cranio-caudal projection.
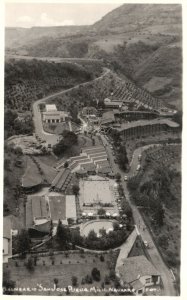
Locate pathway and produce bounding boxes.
[32,68,110,147]
[100,133,177,296]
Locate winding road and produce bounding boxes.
[100,134,177,296]
[30,59,177,295]
[32,67,110,147]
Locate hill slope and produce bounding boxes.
[5,4,182,110]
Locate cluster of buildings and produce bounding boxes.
[117,255,161,295]
[66,145,112,176]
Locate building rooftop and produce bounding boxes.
[66,195,77,219]
[118,255,160,284]
[49,195,66,221]
[92,155,108,162]
[83,148,106,155]
[82,146,105,152]
[46,104,57,112]
[101,111,115,125]
[82,163,96,172]
[31,196,48,219]
[116,118,179,132]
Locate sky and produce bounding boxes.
[5,3,122,28]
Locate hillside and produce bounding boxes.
[93,4,182,35]
[5,25,89,49]
[5,59,102,111]
[5,4,182,110]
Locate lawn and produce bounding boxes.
[34,157,57,184]
[22,156,42,188]
[6,251,118,296]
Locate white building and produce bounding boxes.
[42,104,69,123]
[46,104,58,112]
[104,98,123,108]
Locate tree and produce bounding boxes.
[115,173,121,182]
[91,268,101,281]
[4,158,11,171]
[104,275,110,285]
[109,270,116,281]
[26,257,34,272]
[85,274,93,284]
[113,222,120,231]
[54,278,59,287]
[72,184,80,196]
[64,161,69,168]
[117,145,129,171]
[56,219,70,248]
[71,276,78,287]
[16,229,30,254]
[100,254,105,262]
[97,208,106,216]
[53,130,78,156]
[87,230,97,241]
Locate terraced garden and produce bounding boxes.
[6,251,119,296]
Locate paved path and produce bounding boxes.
[6,54,102,64]
[100,133,176,296]
[32,68,110,147]
[115,229,137,272]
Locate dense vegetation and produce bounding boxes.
[4,109,33,139]
[127,148,181,278]
[53,130,78,156]
[5,59,93,86]
[5,59,102,111]
[4,143,26,216]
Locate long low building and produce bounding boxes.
[112,118,180,139]
[26,193,77,228]
[51,168,72,192]
[65,146,111,174]
[42,104,69,123]
[42,111,69,123]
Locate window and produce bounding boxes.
[145,278,151,284]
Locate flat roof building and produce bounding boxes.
[46,104,57,112]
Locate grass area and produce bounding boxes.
[4,149,26,216]
[36,155,57,167]
[22,156,42,188]
[6,251,119,296]
[33,157,57,185]
[43,122,70,134]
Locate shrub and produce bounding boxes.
[109,270,116,281]
[71,276,78,287]
[104,275,110,285]
[26,257,34,272]
[54,278,58,287]
[100,255,105,262]
[91,268,101,282]
[85,274,93,284]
